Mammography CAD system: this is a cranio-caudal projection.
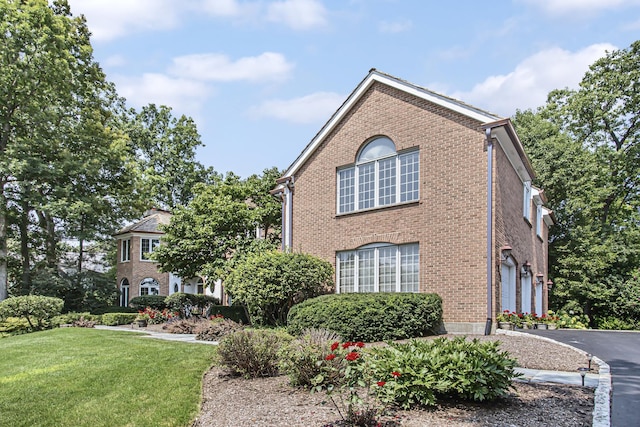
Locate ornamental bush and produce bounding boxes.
[164,292,220,318]
[207,305,251,324]
[101,313,137,326]
[129,295,167,310]
[0,295,64,330]
[287,293,442,342]
[368,337,520,408]
[216,329,293,378]
[225,251,333,326]
[195,318,244,341]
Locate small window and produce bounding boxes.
[140,278,160,296]
[121,239,131,262]
[141,238,160,260]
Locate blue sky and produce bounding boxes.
[67,0,640,178]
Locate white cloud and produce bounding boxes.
[378,19,413,34]
[69,0,183,42]
[113,73,211,116]
[450,43,617,116]
[169,52,294,83]
[249,92,345,124]
[266,0,328,30]
[522,0,640,15]
[102,55,127,68]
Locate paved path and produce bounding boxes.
[95,325,218,345]
[524,329,639,427]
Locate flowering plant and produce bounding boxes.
[136,307,179,324]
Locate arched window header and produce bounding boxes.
[357,136,396,163]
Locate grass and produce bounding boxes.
[0,328,217,427]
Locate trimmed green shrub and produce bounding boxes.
[278,328,343,387]
[207,305,251,324]
[369,337,520,408]
[0,295,64,330]
[53,312,101,326]
[224,251,333,326]
[129,295,167,310]
[91,306,137,315]
[101,313,138,326]
[0,317,31,336]
[287,293,442,342]
[216,329,293,378]
[164,292,220,318]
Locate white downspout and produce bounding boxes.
[485,128,494,336]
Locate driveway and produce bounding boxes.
[524,329,640,427]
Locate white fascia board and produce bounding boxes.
[283,70,501,178]
[492,126,533,183]
[542,207,554,226]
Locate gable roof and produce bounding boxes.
[281,69,502,180]
[114,209,172,236]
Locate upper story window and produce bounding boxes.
[523,181,532,222]
[120,239,131,262]
[337,137,419,214]
[536,203,543,237]
[141,238,160,261]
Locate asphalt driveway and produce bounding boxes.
[524,329,640,427]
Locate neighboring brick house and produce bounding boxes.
[272,69,553,334]
[114,209,221,306]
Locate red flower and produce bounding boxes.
[355,341,365,348]
[377,381,386,387]
[325,354,336,361]
[345,351,360,361]
[331,342,339,351]
[391,371,401,378]
[342,342,352,349]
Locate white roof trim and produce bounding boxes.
[282,70,501,179]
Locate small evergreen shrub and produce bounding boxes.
[129,295,167,310]
[165,293,220,318]
[0,317,31,336]
[101,313,137,326]
[216,329,293,378]
[0,295,64,330]
[195,318,244,341]
[207,305,251,324]
[369,337,520,408]
[287,293,442,342]
[53,312,101,326]
[278,328,343,387]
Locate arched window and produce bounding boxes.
[337,137,419,213]
[120,278,130,307]
[140,278,160,296]
[196,277,204,294]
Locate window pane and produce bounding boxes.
[358,163,375,209]
[358,249,375,292]
[338,168,355,213]
[358,137,396,162]
[378,158,396,206]
[338,252,355,293]
[400,244,419,292]
[141,239,150,260]
[378,246,396,292]
[151,239,160,251]
[400,152,419,202]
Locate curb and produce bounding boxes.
[497,329,611,427]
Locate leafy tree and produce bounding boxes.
[513,40,640,326]
[153,169,282,280]
[224,251,333,326]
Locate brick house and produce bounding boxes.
[272,70,553,334]
[114,209,222,306]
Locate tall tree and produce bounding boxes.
[126,104,219,210]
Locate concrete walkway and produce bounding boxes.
[95,325,611,426]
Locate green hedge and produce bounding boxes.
[91,306,137,315]
[287,293,442,342]
[129,295,167,310]
[52,312,102,326]
[101,313,138,326]
[207,305,251,325]
[165,293,220,317]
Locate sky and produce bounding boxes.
[66,0,640,178]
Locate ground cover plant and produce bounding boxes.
[0,328,217,427]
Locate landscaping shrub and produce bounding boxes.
[368,337,520,408]
[0,295,64,330]
[287,293,442,342]
[136,307,179,324]
[195,318,244,341]
[216,329,293,378]
[0,317,31,336]
[101,313,137,326]
[162,317,208,334]
[224,251,333,326]
[53,312,101,326]
[91,306,137,315]
[129,295,167,310]
[72,316,97,328]
[207,305,251,324]
[165,292,220,318]
[278,328,343,387]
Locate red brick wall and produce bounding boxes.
[115,234,169,303]
[290,83,492,323]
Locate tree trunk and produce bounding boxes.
[0,186,8,301]
[19,194,31,294]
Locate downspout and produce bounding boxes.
[283,177,294,251]
[485,128,494,336]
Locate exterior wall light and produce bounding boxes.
[546,279,554,289]
[521,261,531,276]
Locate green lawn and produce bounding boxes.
[0,328,217,427]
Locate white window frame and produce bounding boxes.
[536,203,543,237]
[140,278,160,296]
[140,237,160,261]
[523,181,532,221]
[336,243,419,293]
[120,239,131,262]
